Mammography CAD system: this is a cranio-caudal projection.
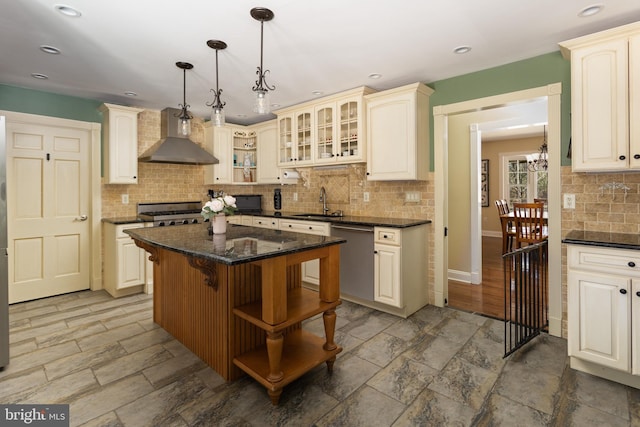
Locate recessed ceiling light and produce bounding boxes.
[40,45,61,54]
[368,73,382,80]
[237,114,247,118]
[124,91,138,97]
[453,46,472,54]
[578,4,603,17]
[271,103,280,108]
[54,4,82,17]
[31,73,49,80]
[311,90,323,96]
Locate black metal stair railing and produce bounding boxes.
[503,240,549,358]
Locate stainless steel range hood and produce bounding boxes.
[139,108,218,165]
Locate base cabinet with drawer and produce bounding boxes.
[373,225,428,316]
[567,244,640,387]
[104,223,148,298]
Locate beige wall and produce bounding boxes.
[481,136,545,235]
[101,109,435,301]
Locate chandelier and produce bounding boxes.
[175,62,194,136]
[527,125,548,172]
[250,7,275,114]
[206,40,227,127]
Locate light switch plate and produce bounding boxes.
[563,193,575,209]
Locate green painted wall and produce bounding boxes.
[0,84,103,123]
[427,51,571,169]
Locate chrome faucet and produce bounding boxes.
[320,186,329,215]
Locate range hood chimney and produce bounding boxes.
[139,108,218,165]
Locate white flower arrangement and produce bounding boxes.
[201,195,238,219]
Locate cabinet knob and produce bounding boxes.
[133,176,137,179]
[629,261,636,268]
[619,155,626,160]
[374,250,378,254]
[637,291,640,297]
[620,289,628,295]
[635,154,640,160]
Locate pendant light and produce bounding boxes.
[176,62,194,136]
[527,125,548,172]
[206,40,227,127]
[250,7,275,114]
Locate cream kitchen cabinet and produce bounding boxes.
[276,87,373,167]
[560,22,640,172]
[104,222,147,298]
[203,123,233,184]
[251,216,279,229]
[99,103,143,184]
[314,94,371,164]
[365,82,433,181]
[205,121,281,185]
[254,120,280,184]
[567,244,640,387]
[374,225,428,315]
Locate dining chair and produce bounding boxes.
[513,202,548,248]
[495,199,516,253]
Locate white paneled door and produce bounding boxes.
[6,121,90,303]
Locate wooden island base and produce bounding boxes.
[135,240,342,405]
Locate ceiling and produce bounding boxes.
[2,1,640,126]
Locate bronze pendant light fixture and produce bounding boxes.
[250,7,275,114]
[206,40,227,127]
[175,61,194,136]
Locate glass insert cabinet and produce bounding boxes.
[276,87,373,167]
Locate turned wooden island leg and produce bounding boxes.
[322,308,337,352]
[266,331,284,383]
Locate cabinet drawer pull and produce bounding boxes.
[635,154,640,160]
[620,289,628,295]
[619,155,626,160]
[629,262,636,268]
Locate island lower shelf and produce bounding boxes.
[234,329,342,392]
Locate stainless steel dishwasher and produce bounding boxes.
[330,224,374,301]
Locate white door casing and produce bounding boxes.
[3,111,101,303]
[469,124,482,285]
[433,83,563,337]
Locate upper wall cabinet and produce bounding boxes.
[275,87,374,167]
[365,82,433,181]
[204,120,279,185]
[99,103,143,184]
[560,22,640,172]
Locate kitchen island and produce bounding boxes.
[125,223,345,404]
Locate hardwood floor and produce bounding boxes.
[447,236,507,320]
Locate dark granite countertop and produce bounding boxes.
[124,223,346,266]
[258,211,431,228]
[563,230,640,250]
[103,212,431,228]
[102,217,148,225]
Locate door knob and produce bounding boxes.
[75,215,88,221]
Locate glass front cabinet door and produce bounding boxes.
[278,115,295,166]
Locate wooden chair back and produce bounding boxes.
[513,202,547,248]
[495,199,516,253]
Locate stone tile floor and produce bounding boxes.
[2,290,640,426]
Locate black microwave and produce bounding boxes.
[232,194,262,214]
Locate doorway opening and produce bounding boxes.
[433,84,562,337]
